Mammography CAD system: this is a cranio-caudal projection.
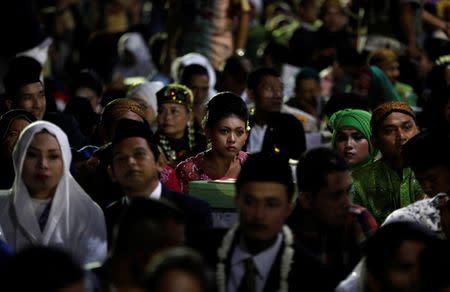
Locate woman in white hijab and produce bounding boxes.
[128,80,164,132]
[0,121,107,265]
[113,32,155,80]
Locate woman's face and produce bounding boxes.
[334,126,370,168]
[207,115,248,158]
[3,118,31,159]
[22,132,64,199]
[157,103,192,139]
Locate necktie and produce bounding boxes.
[238,257,256,292]
[38,201,52,232]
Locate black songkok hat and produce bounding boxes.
[3,56,42,98]
[402,131,450,172]
[236,152,294,200]
[112,119,159,158]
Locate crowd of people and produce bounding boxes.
[0,0,450,291]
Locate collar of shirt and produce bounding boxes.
[231,233,283,280]
[247,124,267,154]
[125,182,162,204]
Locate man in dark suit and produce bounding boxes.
[244,67,306,160]
[105,119,212,246]
[212,152,333,292]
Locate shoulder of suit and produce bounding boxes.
[105,198,125,212]
[270,112,296,122]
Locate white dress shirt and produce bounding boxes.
[125,181,162,204]
[227,233,283,292]
[246,124,267,154]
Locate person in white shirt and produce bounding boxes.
[244,67,306,160]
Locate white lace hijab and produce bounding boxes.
[12,121,80,245]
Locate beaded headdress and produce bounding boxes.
[101,98,146,125]
[156,84,193,111]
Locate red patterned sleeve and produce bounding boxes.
[160,165,182,193]
[175,159,194,193]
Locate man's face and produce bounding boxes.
[309,171,352,228]
[110,137,161,196]
[236,181,293,242]
[250,75,283,113]
[374,112,419,164]
[16,82,46,119]
[188,74,209,106]
[414,166,450,196]
[294,78,320,104]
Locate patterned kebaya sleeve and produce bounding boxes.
[175,160,191,193]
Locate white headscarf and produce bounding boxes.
[115,32,155,79]
[118,32,151,63]
[16,37,53,67]
[171,53,217,92]
[127,81,164,113]
[3,121,107,264]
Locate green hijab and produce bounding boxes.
[329,109,378,168]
